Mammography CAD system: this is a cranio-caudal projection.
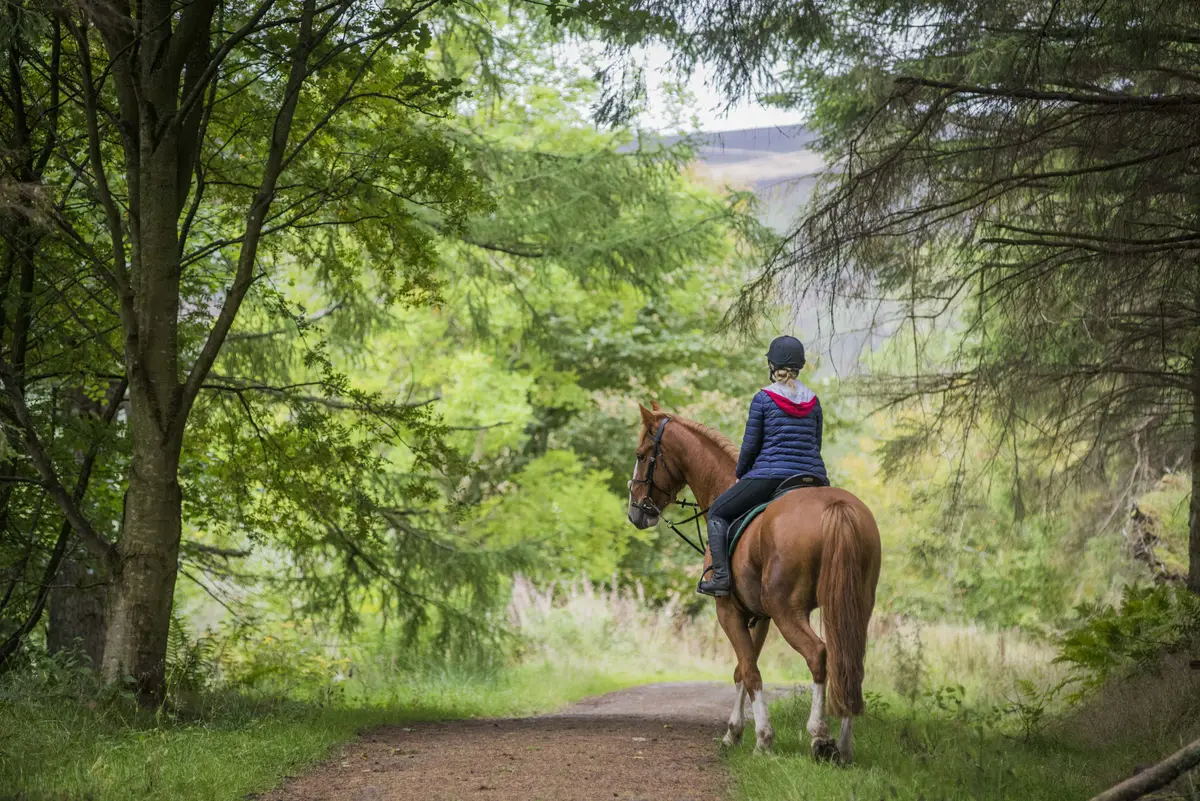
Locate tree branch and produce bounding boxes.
[172,0,318,440]
[1088,737,1200,801]
[0,376,127,668]
[894,76,1200,108]
[0,368,119,565]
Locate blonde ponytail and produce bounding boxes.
[771,366,799,387]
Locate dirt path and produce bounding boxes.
[263,682,802,801]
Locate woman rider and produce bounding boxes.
[697,335,828,597]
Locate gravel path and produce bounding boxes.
[262,682,802,801]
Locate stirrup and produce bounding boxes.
[697,567,731,597]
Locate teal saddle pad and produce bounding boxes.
[726,474,828,557]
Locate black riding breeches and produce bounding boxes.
[709,478,785,527]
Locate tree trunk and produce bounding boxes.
[99,445,182,697]
[1189,345,1200,595]
[100,104,184,699]
[48,555,107,669]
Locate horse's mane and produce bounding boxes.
[671,415,739,463]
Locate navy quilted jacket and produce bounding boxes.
[735,382,827,482]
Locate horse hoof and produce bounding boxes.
[754,729,774,754]
[811,737,839,762]
[722,728,743,747]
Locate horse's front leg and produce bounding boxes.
[723,682,747,747]
[723,619,771,746]
[716,600,773,753]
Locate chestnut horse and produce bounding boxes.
[626,403,881,762]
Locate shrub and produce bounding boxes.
[1056,584,1200,694]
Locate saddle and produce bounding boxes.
[726,474,829,557]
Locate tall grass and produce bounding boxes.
[509,576,1064,705]
[509,575,729,681]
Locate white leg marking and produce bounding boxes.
[837,716,855,764]
[751,688,774,753]
[722,682,747,746]
[808,682,829,738]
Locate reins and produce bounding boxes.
[629,417,709,555]
[665,498,707,555]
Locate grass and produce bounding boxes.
[724,648,1200,801]
[5,579,1198,801]
[727,695,1107,801]
[0,657,671,801]
[1,578,720,801]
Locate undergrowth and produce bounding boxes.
[1,578,723,801]
[0,648,650,801]
[5,580,1198,801]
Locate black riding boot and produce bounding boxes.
[697,517,732,597]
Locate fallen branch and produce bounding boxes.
[1088,737,1200,801]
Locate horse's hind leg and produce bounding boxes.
[770,610,839,760]
[716,601,773,753]
[837,716,854,764]
[725,619,771,747]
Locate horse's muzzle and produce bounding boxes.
[626,503,659,530]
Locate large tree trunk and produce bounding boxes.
[100,84,185,698]
[48,555,107,669]
[1189,347,1200,595]
[100,438,182,696]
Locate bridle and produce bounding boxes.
[628,418,675,517]
[628,417,708,555]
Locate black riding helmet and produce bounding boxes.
[766,335,806,371]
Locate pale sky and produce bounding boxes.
[561,40,808,134]
[635,43,808,133]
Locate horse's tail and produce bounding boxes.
[817,500,869,718]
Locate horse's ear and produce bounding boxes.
[650,401,662,412]
[638,403,656,428]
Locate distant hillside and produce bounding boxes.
[676,126,893,377]
[671,126,823,232]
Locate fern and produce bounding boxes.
[165,613,219,698]
[1056,584,1200,696]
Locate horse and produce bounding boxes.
[626,402,881,762]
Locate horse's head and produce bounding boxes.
[627,402,687,529]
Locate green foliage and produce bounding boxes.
[826,392,1133,632]
[1057,584,1200,693]
[472,451,648,580]
[1000,678,1068,743]
[1,0,774,670]
[164,615,220,701]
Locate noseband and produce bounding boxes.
[628,417,708,555]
